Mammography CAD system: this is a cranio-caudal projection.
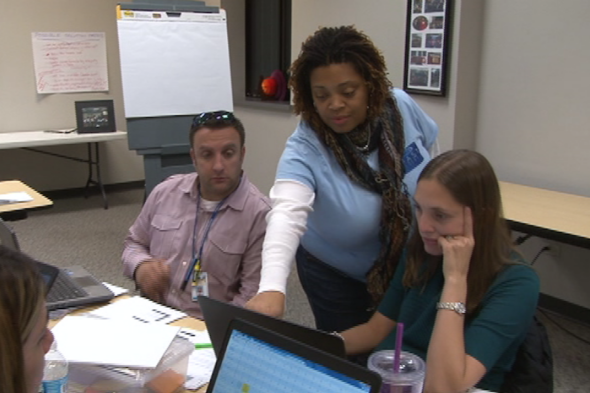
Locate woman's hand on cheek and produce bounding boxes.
[438,206,474,281]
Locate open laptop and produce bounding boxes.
[0,218,114,310]
[207,318,382,393]
[199,295,346,358]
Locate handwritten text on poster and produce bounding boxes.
[32,32,109,94]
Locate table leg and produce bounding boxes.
[83,142,108,209]
[22,143,109,209]
[0,210,28,221]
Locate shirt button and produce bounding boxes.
[171,289,176,294]
[182,261,187,266]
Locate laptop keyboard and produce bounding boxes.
[47,274,87,302]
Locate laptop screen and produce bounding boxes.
[37,262,58,293]
[0,219,57,294]
[210,329,372,393]
[0,218,20,251]
[198,295,346,358]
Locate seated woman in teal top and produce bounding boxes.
[340,150,540,393]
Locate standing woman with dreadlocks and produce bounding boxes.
[246,26,438,332]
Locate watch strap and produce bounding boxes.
[436,301,466,315]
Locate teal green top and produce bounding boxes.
[377,256,539,392]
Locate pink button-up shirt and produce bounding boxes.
[122,173,270,319]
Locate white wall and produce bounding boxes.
[476,0,590,308]
[0,0,219,191]
[517,234,590,309]
[476,1,590,197]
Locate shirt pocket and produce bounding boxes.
[205,231,247,283]
[149,214,183,258]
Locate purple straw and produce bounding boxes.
[393,322,404,373]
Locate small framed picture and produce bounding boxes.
[403,0,453,96]
[75,100,116,134]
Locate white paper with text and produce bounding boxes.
[32,32,108,94]
[88,296,187,324]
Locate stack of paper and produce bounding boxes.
[51,315,180,368]
[0,192,33,204]
[60,297,219,388]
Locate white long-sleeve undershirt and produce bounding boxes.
[258,179,315,294]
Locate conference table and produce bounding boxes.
[48,296,208,393]
[0,130,127,209]
[0,180,53,220]
[42,182,590,392]
[499,181,590,249]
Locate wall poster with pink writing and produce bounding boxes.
[31,32,109,94]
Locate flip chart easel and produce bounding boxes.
[117,1,233,195]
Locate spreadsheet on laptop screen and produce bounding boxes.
[211,330,372,393]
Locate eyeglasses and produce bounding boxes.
[191,111,235,128]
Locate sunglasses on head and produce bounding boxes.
[191,111,235,128]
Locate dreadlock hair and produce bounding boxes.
[290,26,413,304]
[290,25,391,123]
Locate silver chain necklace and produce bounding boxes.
[354,128,371,154]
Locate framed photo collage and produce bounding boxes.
[403,0,452,96]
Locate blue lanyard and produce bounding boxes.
[180,192,227,291]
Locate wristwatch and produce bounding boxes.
[331,331,344,341]
[436,302,466,315]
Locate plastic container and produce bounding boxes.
[67,337,194,393]
[42,341,69,393]
[367,350,426,393]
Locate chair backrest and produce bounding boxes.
[500,315,554,393]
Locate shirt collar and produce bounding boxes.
[178,172,249,211]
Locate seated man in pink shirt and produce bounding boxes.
[122,111,271,319]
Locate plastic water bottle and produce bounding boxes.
[42,341,68,393]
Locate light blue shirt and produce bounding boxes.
[276,88,438,281]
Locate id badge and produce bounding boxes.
[191,271,209,301]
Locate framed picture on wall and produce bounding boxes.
[75,100,116,134]
[403,0,452,96]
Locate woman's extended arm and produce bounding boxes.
[341,311,396,355]
[245,180,314,317]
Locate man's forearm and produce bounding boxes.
[122,238,153,279]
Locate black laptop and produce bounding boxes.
[198,295,346,358]
[207,318,382,393]
[0,218,114,310]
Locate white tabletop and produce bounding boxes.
[0,180,53,213]
[500,181,590,241]
[0,130,127,149]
